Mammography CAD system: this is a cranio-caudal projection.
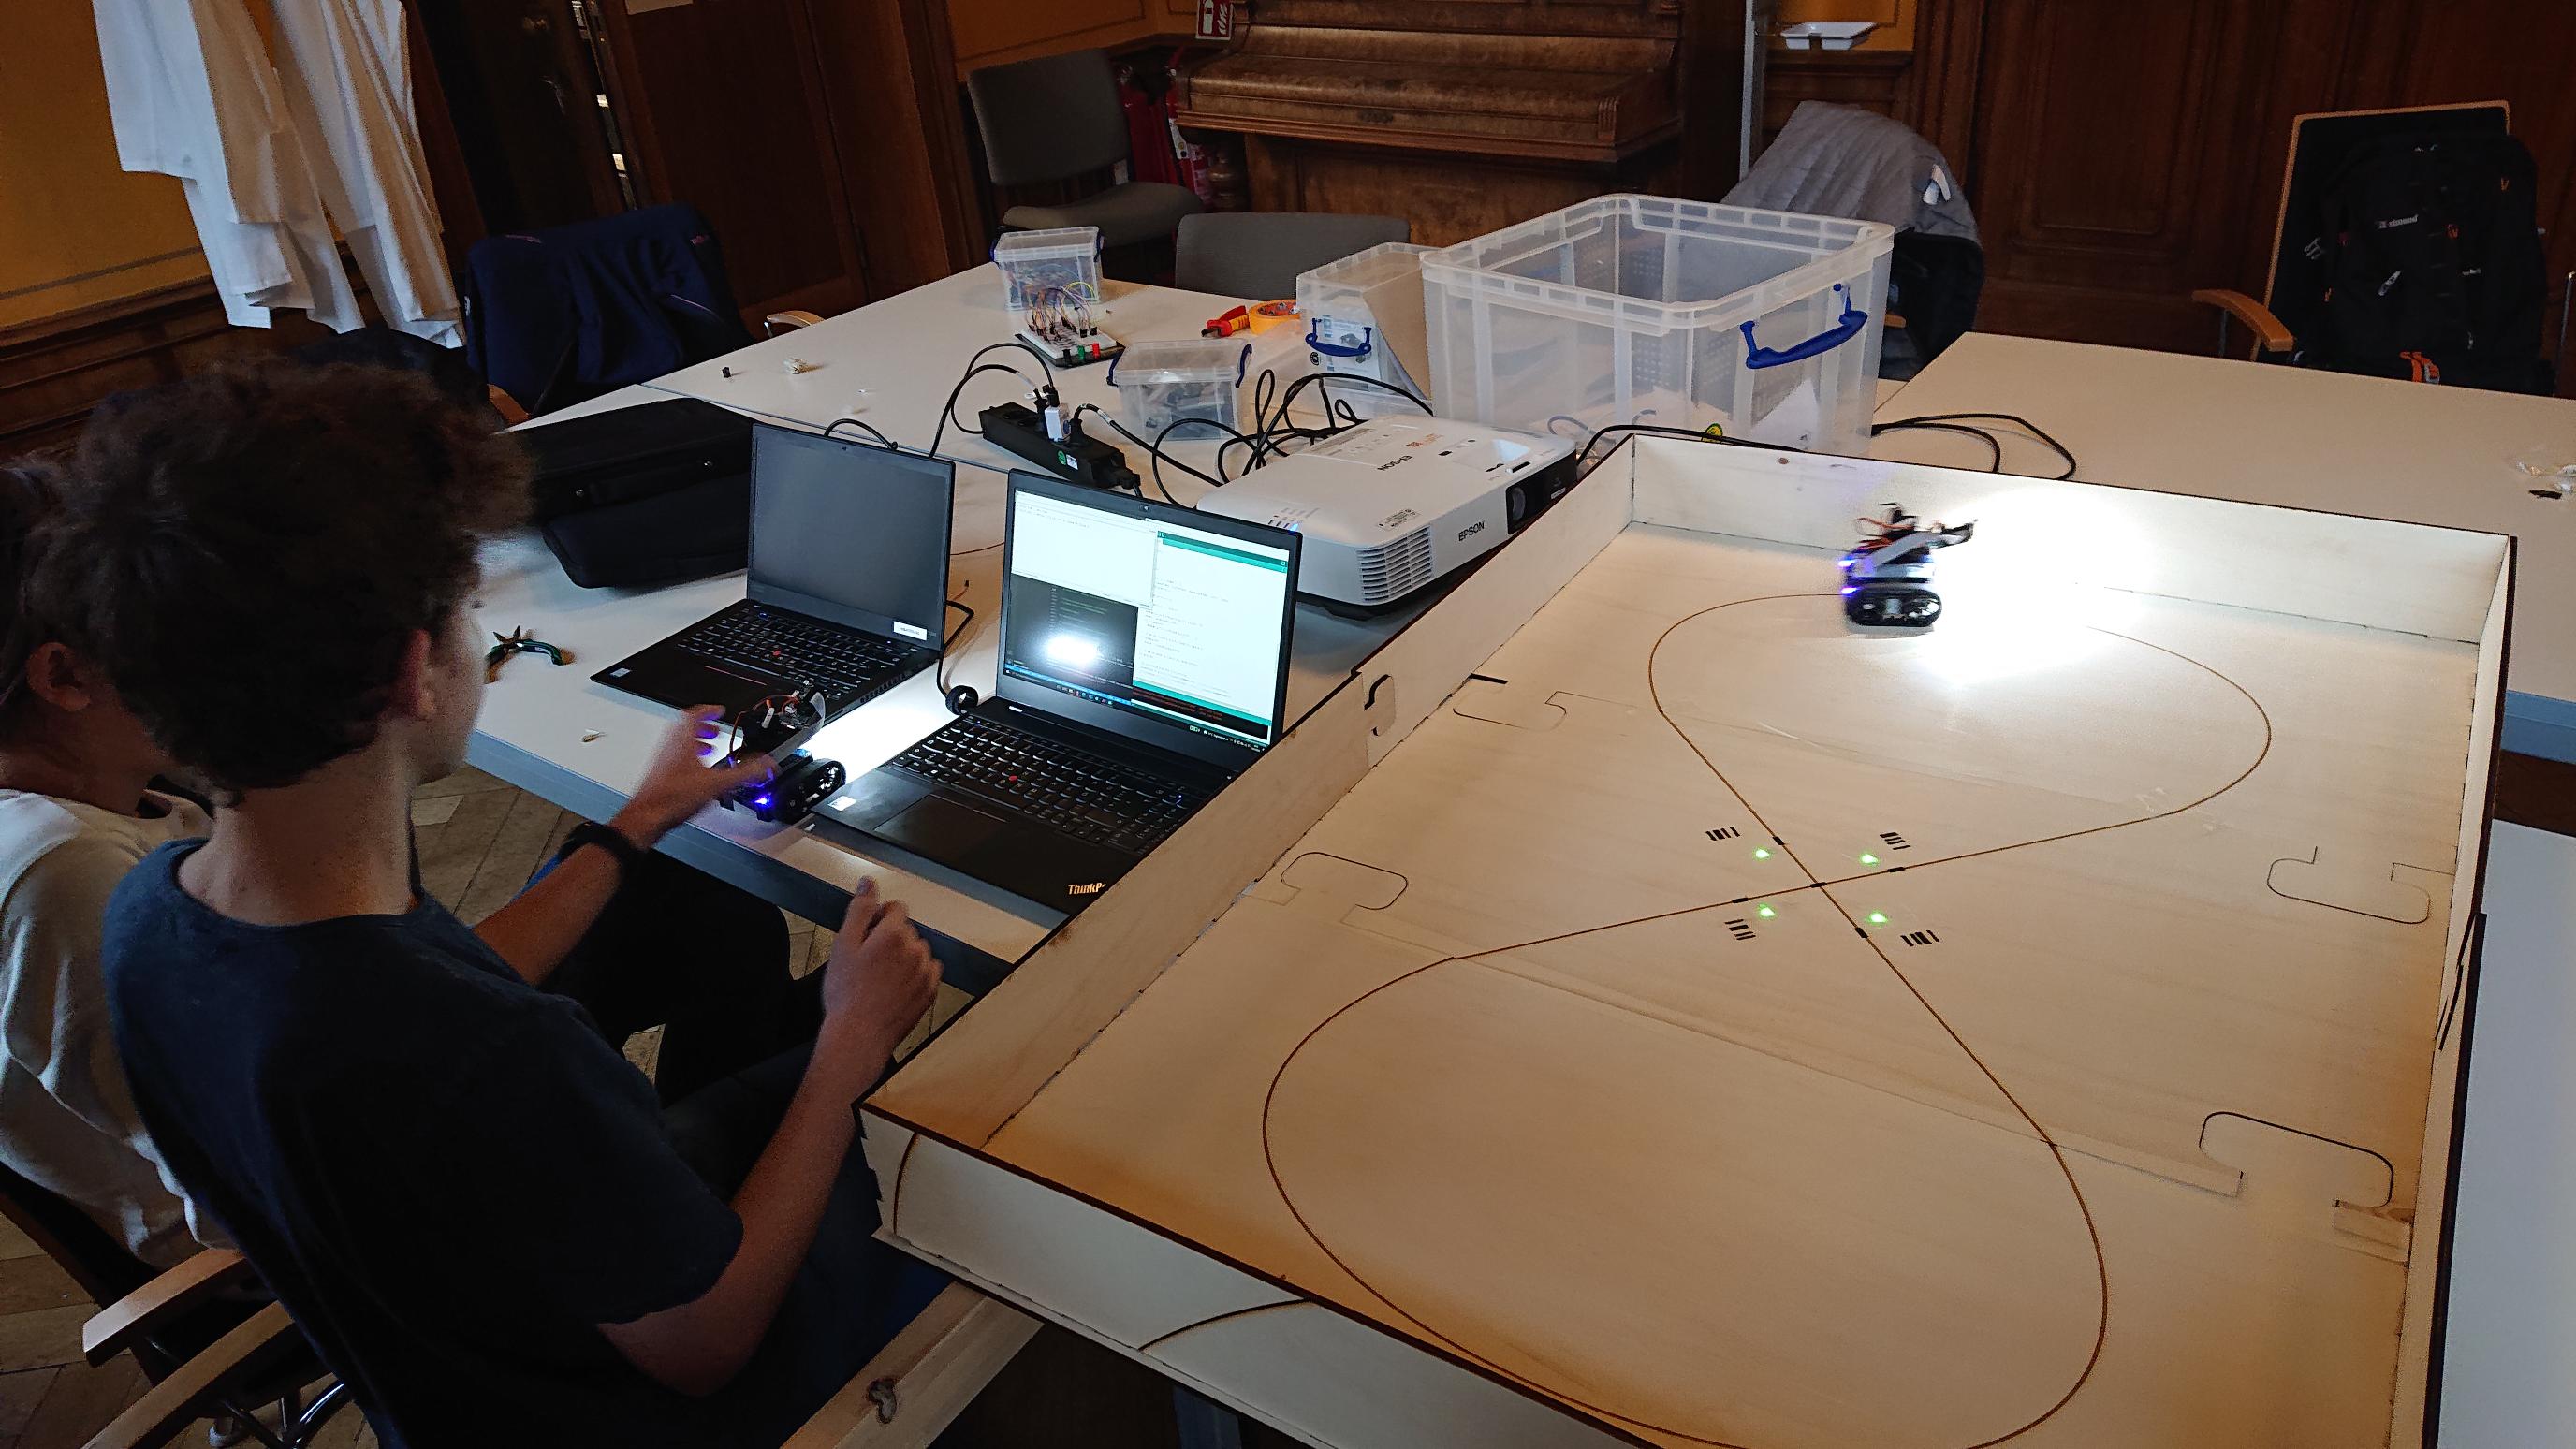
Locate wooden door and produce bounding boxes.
[1960,0,2309,352]
[415,0,628,236]
[590,0,870,320]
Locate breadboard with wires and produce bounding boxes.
[1020,285,1122,368]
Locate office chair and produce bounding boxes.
[0,1164,349,1448]
[461,202,823,419]
[967,50,1203,247]
[1173,212,1411,300]
[2192,103,2565,395]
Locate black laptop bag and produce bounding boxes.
[520,397,754,589]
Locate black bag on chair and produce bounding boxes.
[2297,131,2550,392]
[520,398,754,589]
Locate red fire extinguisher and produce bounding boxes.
[1116,66,1183,187]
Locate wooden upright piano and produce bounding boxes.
[1175,0,1743,244]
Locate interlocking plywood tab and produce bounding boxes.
[872,444,2510,1449]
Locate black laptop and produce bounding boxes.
[593,423,954,722]
[822,471,1300,912]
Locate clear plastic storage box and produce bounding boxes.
[1108,339,1251,436]
[1296,242,1435,419]
[1420,197,1895,454]
[994,227,1105,313]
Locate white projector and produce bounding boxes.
[1193,417,1579,614]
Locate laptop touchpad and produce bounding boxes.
[883,796,1007,858]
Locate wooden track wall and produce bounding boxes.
[874,441,2511,1449]
[2392,551,2511,1446]
[1626,439,2511,640]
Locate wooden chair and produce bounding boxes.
[0,1164,348,1449]
[781,1283,1037,1449]
[69,1265,1039,1449]
[2192,102,2569,388]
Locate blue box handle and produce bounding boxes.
[1307,323,1373,359]
[1739,285,1869,370]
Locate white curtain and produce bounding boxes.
[92,0,461,345]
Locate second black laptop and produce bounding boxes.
[821,471,1301,912]
[594,423,955,723]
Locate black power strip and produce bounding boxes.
[977,402,1140,493]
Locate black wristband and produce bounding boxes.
[561,820,647,876]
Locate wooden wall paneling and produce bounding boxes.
[402,4,490,264]
[1676,0,1751,197]
[944,0,1197,78]
[413,1,632,237]
[1239,138,1670,248]
[804,0,984,295]
[593,0,868,319]
[1759,49,1911,143]
[1902,0,1986,183]
[1965,0,2304,352]
[0,281,342,456]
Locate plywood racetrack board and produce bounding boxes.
[874,454,2499,1449]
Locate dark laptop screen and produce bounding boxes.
[748,424,953,645]
[999,472,1298,766]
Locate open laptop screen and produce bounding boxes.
[999,472,1299,766]
[747,424,953,646]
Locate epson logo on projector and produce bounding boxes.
[1457,520,1487,543]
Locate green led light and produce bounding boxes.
[1756,904,1777,919]
[1752,847,1772,860]
[1867,912,1888,926]
[1859,853,1881,866]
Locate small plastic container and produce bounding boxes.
[1296,242,1435,420]
[994,227,1105,313]
[1109,339,1251,437]
[1421,196,1894,454]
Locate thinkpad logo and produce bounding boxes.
[1066,882,1107,897]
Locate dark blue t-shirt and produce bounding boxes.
[102,842,750,1449]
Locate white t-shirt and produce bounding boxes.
[0,787,214,1267]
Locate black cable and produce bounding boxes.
[1873,412,2079,480]
[1284,370,1429,417]
[1145,416,1253,503]
[1228,370,1432,477]
[822,416,896,449]
[967,338,1057,388]
[935,596,975,700]
[1866,419,2002,472]
[929,362,1041,457]
[1064,404,1246,505]
[1573,423,1789,473]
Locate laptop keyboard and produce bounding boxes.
[889,713,1216,854]
[679,603,920,705]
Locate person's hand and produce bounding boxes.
[815,879,939,1090]
[608,706,769,848]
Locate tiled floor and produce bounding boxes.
[0,768,964,1447]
